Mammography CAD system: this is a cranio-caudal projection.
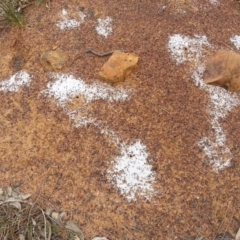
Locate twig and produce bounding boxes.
[40,208,47,240]
[38,195,56,209]
[48,173,63,196]
[103,228,117,240]
[220,204,235,240]
[127,225,144,233]
[213,201,231,240]
[160,106,171,114]
[121,223,137,240]
[127,225,154,238]
[85,49,126,57]
[69,54,81,67]
[17,2,34,12]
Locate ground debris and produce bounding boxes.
[0,186,84,240]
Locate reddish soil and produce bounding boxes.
[1,0,240,239]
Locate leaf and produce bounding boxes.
[65,222,82,233]
[236,228,240,240]
[65,221,84,240]
[20,193,31,200]
[59,211,66,219]
[0,195,5,201]
[51,211,59,220]
[5,197,17,202]
[9,201,21,210]
[32,218,36,226]
[19,234,25,240]
[13,187,20,194]
[7,186,12,196]
[45,207,53,216]
[12,191,20,199]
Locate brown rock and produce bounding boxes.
[41,49,68,71]
[203,51,240,92]
[98,51,139,83]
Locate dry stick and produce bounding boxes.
[47,222,52,240]
[17,2,34,12]
[26,202,35,232]
[160,107,171,114]
[38,195,56,209]
[69,54,82,67]
[213,201,231,240]
[85,49,126,57]
[70,49,127,67]
[48,173,63,197]
[40,208,47,240]
[103,228,117,240]
[221,205,235,240]
[121,223,138,240]
[70,50,110,67]
[47,213,84,240]
[193,223,204,240]
[127,225,147,234]
[30,204,51,240]
[25,178,48,233]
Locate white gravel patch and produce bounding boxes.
[56,19,80,30]
[108,141,156,201]
[168,34,210,64]
[43,73,131,127]
[168,34,239,171]
[101,127,156,201]
[43,73,156,201]
[43,73,131,106]
[95,17,113,38]
[230,35,240,50]
[0,71,31,92]
[66,109,96,127]
[192,65,239,171]
[56,9,86,30]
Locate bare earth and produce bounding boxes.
[1,0,240,239]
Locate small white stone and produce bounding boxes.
[62,9,67,16]
[108,141,155,201]
[95,17,113,38]
[0,71,31,92]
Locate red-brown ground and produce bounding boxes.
[1,0,240,239]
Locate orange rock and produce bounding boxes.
[204,51,240,92]
[98,51,139,83]
[41,49,68,71]
[52,45,59,50]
